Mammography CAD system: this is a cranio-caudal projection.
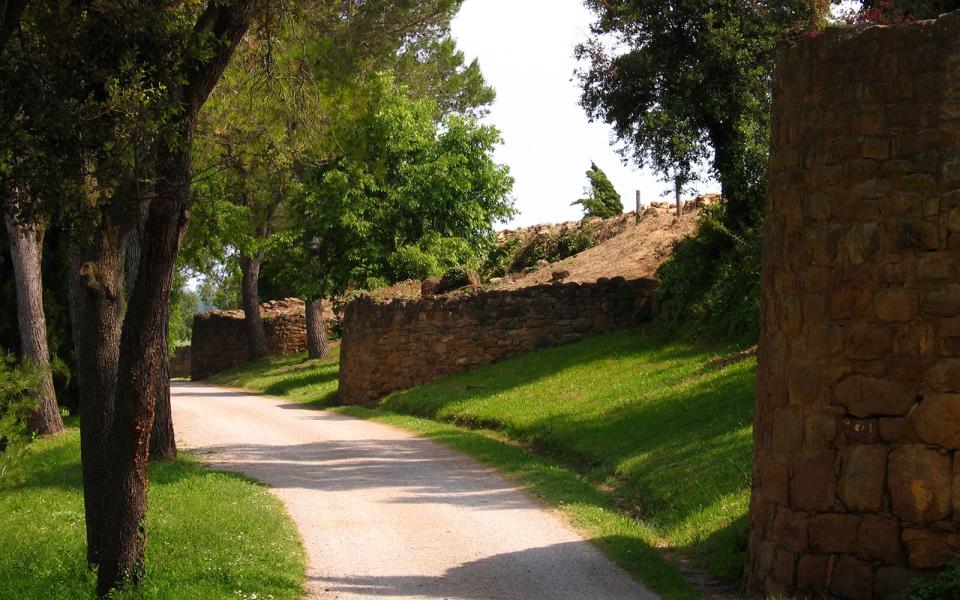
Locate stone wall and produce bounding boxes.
[747,13,960,599]
[169,345,191,379]
[339,277,658,405]
[191,298,307,380]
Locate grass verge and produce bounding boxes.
[212,328,756,596]
[0,422,305,599]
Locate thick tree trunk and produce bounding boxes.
[96,146,189,596]
[306,297,329,359]
[240,253,267,360]
[70,222,128,567]
[5,215,64,436]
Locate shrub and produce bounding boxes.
[440,267,473,291]
[0,352,40,486]
[656,203,761,346]
[507,229,593,274]
[900,563,960,599]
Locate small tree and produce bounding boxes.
[572,162,622,219]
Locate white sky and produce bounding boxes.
[451,0,718,228]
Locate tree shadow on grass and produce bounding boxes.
[263,368,338,397]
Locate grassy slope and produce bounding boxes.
[0,424,305,599]
[212,329,756,593]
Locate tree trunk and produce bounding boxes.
[306,297,329,359]
[5,215,64,436]
[70,222,128,567]
[149,324,176,461]
[674,177,682,218]
[96,146,189,596]
[240,253,267,360]
[127,218,177,462]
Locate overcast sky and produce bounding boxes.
[451,0,718,228]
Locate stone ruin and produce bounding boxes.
[747,12,960,599]
[190,298,307,380]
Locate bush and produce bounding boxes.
[0,351,40,486]
[440,267,473,291]
[900,563,960,599]
[655,203,761,346]
[506,229,593,274]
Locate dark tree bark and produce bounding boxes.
[70,220,129,567]
[93,4,257,594]
[306,297,329,359]
[149,324,176,461]
[5,214,65,435]
[240,252,267,360]
[127,211,177,462]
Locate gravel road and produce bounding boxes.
[171,382,656,600]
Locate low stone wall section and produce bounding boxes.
[338,277,658,405]
[191,298,307,380]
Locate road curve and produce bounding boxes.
[171,382,656,600]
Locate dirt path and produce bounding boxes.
[171,382,656,600]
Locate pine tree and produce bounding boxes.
[573,162,623,219]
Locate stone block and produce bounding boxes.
[840,417,881,445]
[912,394,960,449]
[771,508,810,553]
[809,513,861,553]
[902,528,959,568]
[840,444,888,512]
[830,555,874,600]
[796,553,831,595]
[791,450,837,512]
[888,445,953,525]
[878,417,919,443]
[858,516,904,565]
[845,323,893,360]
[875,288,920,322]
[774,547,796,587]
[804,414,838,449]
[834,376,914,417]
[929,359,960,392]
[788,359,823,405]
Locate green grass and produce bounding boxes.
[214,329,756,595]
[0,423,305,599]
[211,346,340,408]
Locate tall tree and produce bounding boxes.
[576,0,810,232]
[572,162,623,219]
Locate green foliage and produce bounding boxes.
[0,426,306,598]
[294,73,514,295]
[900,563,960,599]
[577,0,810,232]
[480,238,521,279]
[167,276,200,351]
[573,162,623,218]
[507,229,593,274]
[440,266,472,290]
[655,204,761,345]
[0,352,39,486]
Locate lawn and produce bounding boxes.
[0,423,305,599]
[212,328,756,593]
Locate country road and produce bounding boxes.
[171,382,656,600]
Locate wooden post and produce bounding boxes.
[635,190,642,222]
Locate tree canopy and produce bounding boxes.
[573,162,622,219]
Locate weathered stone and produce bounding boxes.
[875,288,920,322]
[804,414,838,449]
[840,445,888,513]
[912,394,960,448]
[796,553,831,595]
[788,359,822,405]
[902,528,956,568]
[834,375,914,417]
[791,450,837,512]
[771,508,809,553]
[840,417,881,445]
[878,417,919,443]
[830,555,874,599]
[888,445,953,526]
[929,359,960,392]
[845,323,893,360]
[858,516,904,565]
[809,513,861,553]
[774,547,796,587]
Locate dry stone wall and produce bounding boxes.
[191,298,307,380]
[747,13,960,599]
[339,278,657,405]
